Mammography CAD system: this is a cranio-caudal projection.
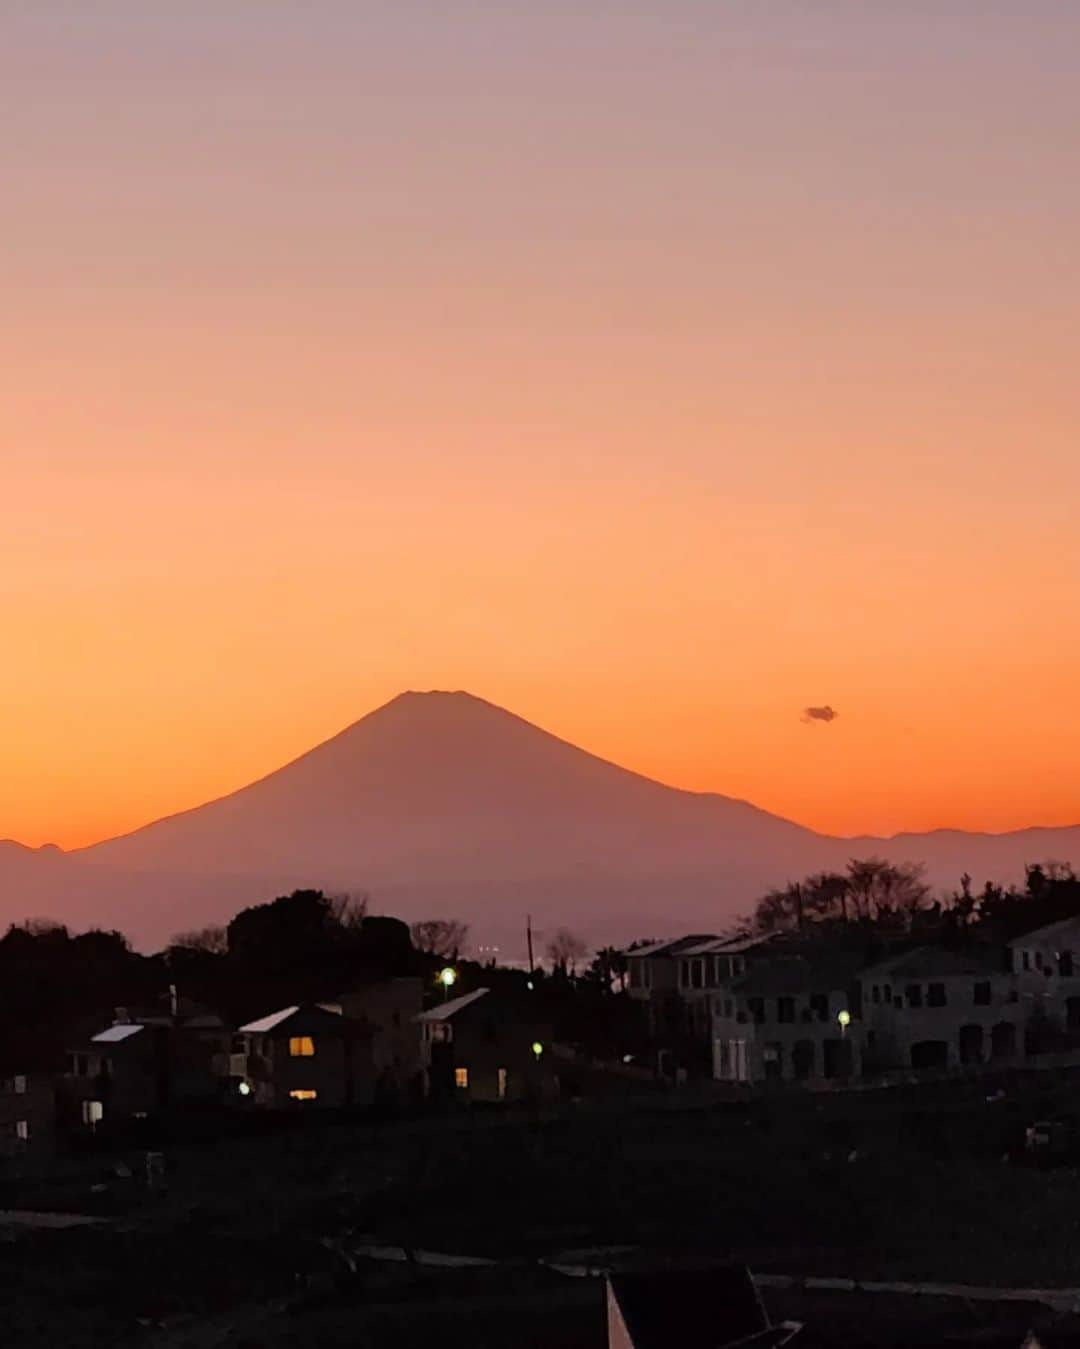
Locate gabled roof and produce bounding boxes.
[414,988,490,1022]
[92,1023,145,1044]
[859,945,1002,982]
[239,1003,344,1035]
[679,934,767,957]
[623,935,718,960]
[1009,916,1080,949]
[734,953,864,998]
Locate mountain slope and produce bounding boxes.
[80,690,824,882]
[0,690,1077,951]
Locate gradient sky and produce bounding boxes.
[3,2,1080,848]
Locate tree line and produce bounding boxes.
[746,856,1080,948]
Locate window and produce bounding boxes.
[629,961,642,989]
[776,997,795,1024]
[15,1121,28,1141]
[973,981,991,1006]
[871,985,880,1004]
[1035,951,1045,970]
[497,1068,508,1100]
[927,983,947,1008]
[13,1075,26,1095]
[392,1011,401,1028]
[905,984,923,1008]
[809,994,828,1023]
[288,1089,317,1102]
[723,999,733,1018]
[691,960,704,990]
[70,1054,88,1078]
[82,1100,104,1127]
[679,961,690,988]
[747,997,765,1025]
[1060,952,1075,978]
[454,1067,469,1090]
[288,1036,315,1058]
[883,985,892,1003]
[1022,951,1031,971]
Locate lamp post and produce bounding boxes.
[438,967,457,1001]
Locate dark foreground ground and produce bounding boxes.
[4,1072,1080,1346]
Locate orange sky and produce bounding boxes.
[3,4,1080,849]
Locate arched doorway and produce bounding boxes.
[910,1040,949,1071]
[792,1040,815,1080]
[958,1024,984,1066]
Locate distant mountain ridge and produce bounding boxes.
[1,690,1076,952]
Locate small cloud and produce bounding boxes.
[802,704,838,725]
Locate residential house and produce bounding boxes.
[675,936,758,1038]
[333,977,424,1102]
[711,954,867,1085]
[1009,917,1080,1050]
[62,995,231,1132]
[625,936,718,1036]
[0,1072,57,1160]
[416,988,554,1103]
[63,1020,161,1130]
[233,1003,355,1108]
[858,946,1015,1072]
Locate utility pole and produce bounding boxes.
[526,914,535,981]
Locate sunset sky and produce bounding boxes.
[3,3,1080,849]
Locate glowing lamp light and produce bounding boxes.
[438,967,458,989]
[531,1041,544,1059]
[237,1080,252,1097]
[837,1009,851,1029]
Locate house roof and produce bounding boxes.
[733,952,864,997]
[414,988,490,1022]
[623,935,718,960]
[608,1265,773,1349]
[238,1003,344,1034]
[1009,916,1080,949]
[91,1023,145,1044]
[679,934,768,958]
[859,945,1003,982]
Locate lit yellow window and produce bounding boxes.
[497,1068,508,1100]
[288,1036,315,1058]
[289,1089,318,1102]
[454,1067,469,1089]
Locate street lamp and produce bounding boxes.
[438,967,457,1000]
[531,1041,544,1059]
[837,1009,851,1033]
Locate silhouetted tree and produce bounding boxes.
[170,925,228,955]
[411,919,470,960]
[546,928,587,975]
[583,946,628,993]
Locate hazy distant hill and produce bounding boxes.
[1,691,1077,951]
